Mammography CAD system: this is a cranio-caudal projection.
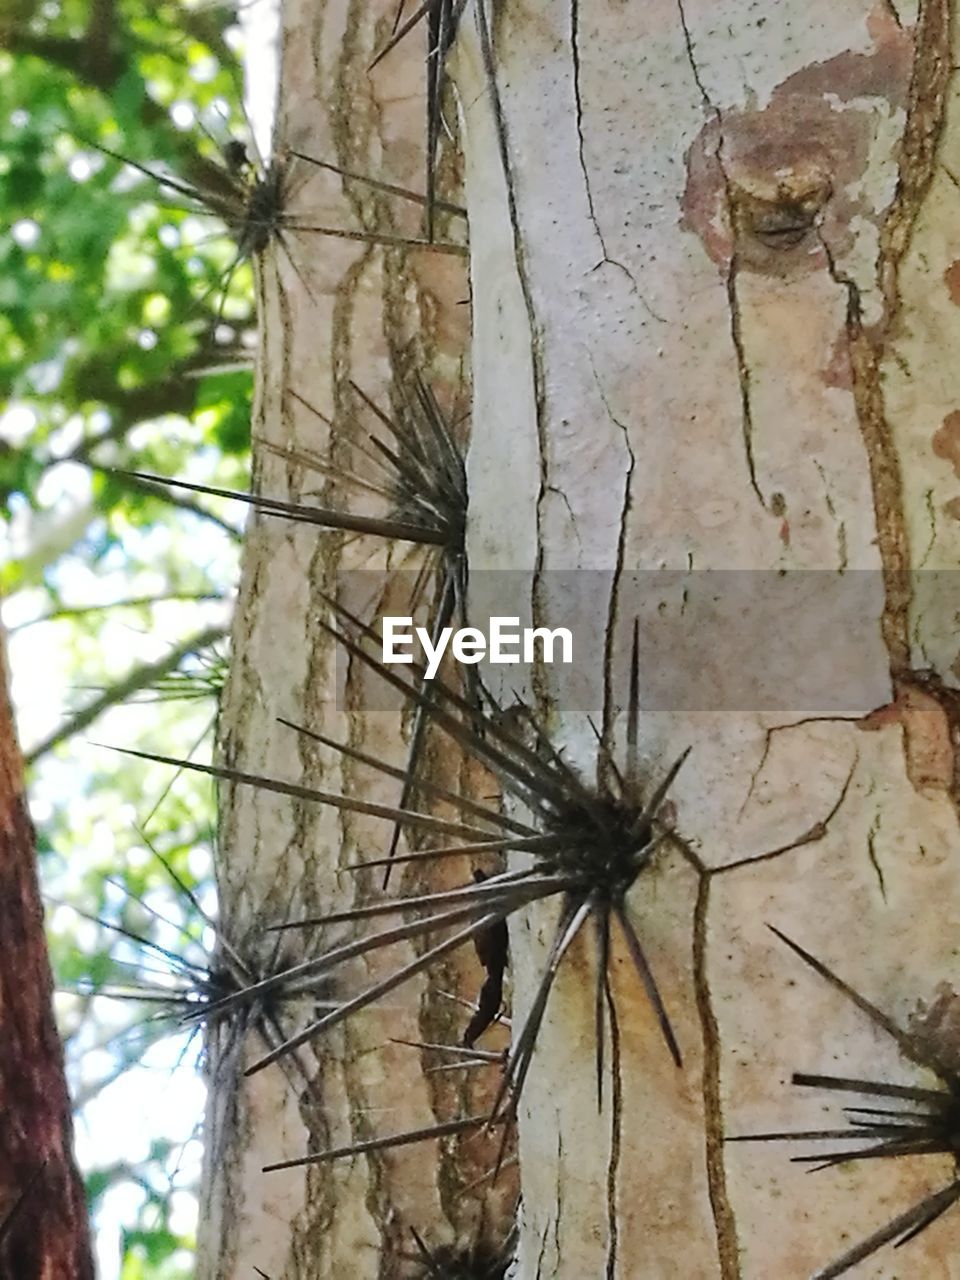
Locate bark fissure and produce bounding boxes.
[821,0,951,678]
[717,755,858,876]
[827,257,912,671]
[603,981,622,1280]
[692,873,741,1280]
[866,818,888,900]
[569,0,637,292]
[569,0,596,244]
[724,263,764,510]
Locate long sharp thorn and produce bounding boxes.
[247,909,513,1074]
[278,222,467,254]
[368,0,436,70]
[793,1073,951,1107]
[262,1112,499,1172]
[614,903,682,1067]
[844,1105,940,1123]
[113,470,445,546]
[134,825,236,962]
[769,928,931,1072]
[588,715,627,799]
[391,1037,502,1061]
[317,616,567,812]
[344,833,557,872]
[813,1182,960,1279]
[289,151,466,216]
[277,712,534,837]
[794,1139,945,1167]
[47,897,209,982]
[488,901,592,1181]
[82,137,218,208]
[267,871,568,931]
[97,744,497,841]
[510,701,600,809]
[319,600,572,809]
[726,1128,883,1145]
[190,899,515,1024]
[633,746,691,843]
[893,1181,960,1247]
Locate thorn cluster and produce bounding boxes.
[732,928,960,1279]
[116,600,688,1179]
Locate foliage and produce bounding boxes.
[1,0,260,1273]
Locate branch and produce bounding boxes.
[9,593,228,633]
[0,29,122,88]
[25,622,228,765]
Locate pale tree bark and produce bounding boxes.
[201,1,960,1278]
[0,627,95,1279]
[198,3,512,1277]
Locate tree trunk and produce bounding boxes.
[0,626,94,1280]
[202,1,960,1276]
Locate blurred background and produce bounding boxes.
[1,1,277,1274]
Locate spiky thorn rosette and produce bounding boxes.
[117,372,468,886]
[370,0,468,240]
[83,131,467,318]
[112,374,466,560]
[729,927,960,1279]
[110,599,687,1172]
[56,834,322,1098]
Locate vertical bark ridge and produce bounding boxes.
[846,0,952,672]
[693,871,742,1280]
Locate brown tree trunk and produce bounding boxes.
[0,626,94,1280]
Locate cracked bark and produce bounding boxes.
[203,0,960,1276]
[455,0,960,1276]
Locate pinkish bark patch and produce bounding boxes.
[681,7,913,277]
[820,329,854,390]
